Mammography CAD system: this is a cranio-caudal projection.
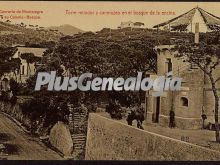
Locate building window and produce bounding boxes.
[180,97,188,107]
[21,65,25,75]
[166,58,172,73]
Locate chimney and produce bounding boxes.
[195,23,199,44]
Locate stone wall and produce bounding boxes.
[86,113,220,160]
[146,111,202,129]
[158,115,202,129]
[0,101,31,129]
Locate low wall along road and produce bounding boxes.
[85,113,220,160]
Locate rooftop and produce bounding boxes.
[13,47,47,58]
[153,7,220,33]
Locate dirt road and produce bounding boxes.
[0,113,63,160]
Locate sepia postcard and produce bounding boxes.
[1,1,220,162]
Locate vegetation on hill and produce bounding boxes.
[47,24,84,36]
[0,21,62,47]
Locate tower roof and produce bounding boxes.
[153,7,220,32]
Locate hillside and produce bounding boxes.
[47,24,84,36]
[0,21,63,47]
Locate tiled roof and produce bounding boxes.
[13,47,47,58]
[153,7,220,31]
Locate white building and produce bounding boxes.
[1,47,47,85]
[118,21,145,29]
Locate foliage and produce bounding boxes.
[20,90,70,134]
[20,53,41,64]
[177,42,220,76]
[21,28,159,128]
[50,32,158,110]
[9,78,20,95]
[0,47,20,77]
[106,100,123,120]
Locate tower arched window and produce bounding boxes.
[180,97,188,107]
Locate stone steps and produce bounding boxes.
[74,143,85,147]
[73,140,86,144]
[73,140,86,143]
[73,134,86,137]
[69,109,88,160]
[73,137,86,142]
[72,133,87,158]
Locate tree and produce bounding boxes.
[177,42,220,142]
[53,34,157,106]
[20,53,41,76]
[0,47,19,77]
[22,50,71,134]
[9,78,20,95]
[20,22,24,27]
[22,28,159,128]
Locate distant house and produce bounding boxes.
[118,21,145,29]
[133,22,145,27]
[2,47,47,84]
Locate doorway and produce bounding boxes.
[155,96,160,123]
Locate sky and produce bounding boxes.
[0,1,220,31]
